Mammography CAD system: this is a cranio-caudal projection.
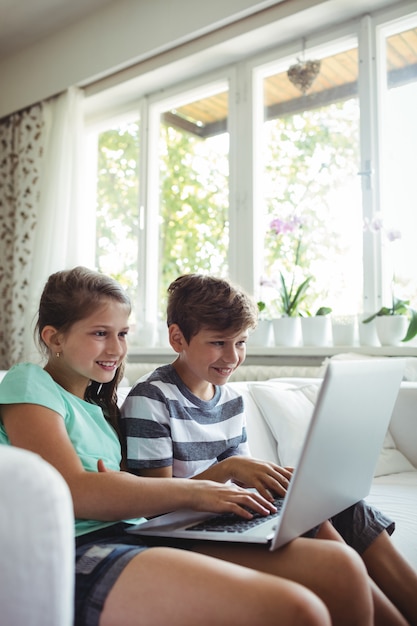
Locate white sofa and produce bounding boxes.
[1,362,416,625]
[230,377,417,571]
[121,360,417,571]
[0,446,74,626]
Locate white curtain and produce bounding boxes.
[23,87,95,362]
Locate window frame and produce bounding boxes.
[84,2,417,355]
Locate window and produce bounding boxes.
[148,80,230,319]
[90,79,230,344]
[86,6,417,349]
[255,41,362,316]
[378,22,417,309]
[95,113,140,304]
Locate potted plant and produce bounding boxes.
[270,272,312,346]
[300,306,332,347]
[264,215,315,346]
[249,301,273,347]
[277,272,312,318]
[362,297,417,346]
[362,215,417,346]
[331,314,357,346]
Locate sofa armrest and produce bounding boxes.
[0,446,74,626]
[389,383,417,467]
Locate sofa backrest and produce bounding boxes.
[229,378,417,472]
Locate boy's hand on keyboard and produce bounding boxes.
[224,457,293,501]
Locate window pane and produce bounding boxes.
[156,88,229,316]
[380,25,417,309]
[257,44,363,317]
[96,118,140,319]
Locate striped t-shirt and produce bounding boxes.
[121,364,250,478]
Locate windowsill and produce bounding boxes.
[127,344,417,366]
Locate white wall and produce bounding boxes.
[0,0,402,119]
[0,0,288,118]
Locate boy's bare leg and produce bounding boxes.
[362,530,417,626]
[194,536,373,626]
[318,519,413,625]
[100,546,330,626]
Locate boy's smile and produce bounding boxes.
[171,326,248,399]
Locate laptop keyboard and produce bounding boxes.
[186,496,285,533]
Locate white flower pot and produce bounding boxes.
[272,317,302,347]
[375,315,408,346]
[249,320,273,347]
[358,314,380,347]
[331,315,357,346]
[301,316,332,347]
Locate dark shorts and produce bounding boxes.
[74,501,394,626]
[330,500,395,554]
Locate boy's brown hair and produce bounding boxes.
[167,274,258,343]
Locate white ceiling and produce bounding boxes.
[0,0,403,62]
[0,0,116,59]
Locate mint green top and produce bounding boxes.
[0,363,142,536]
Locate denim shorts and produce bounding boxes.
[75,523,151,626]
[74,501,394,626]
[75,523,197,626]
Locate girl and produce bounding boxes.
[0,266,374,626]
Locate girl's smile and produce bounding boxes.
[44,298,130,397]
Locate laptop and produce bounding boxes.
[127,358,405,550]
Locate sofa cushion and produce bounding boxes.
[248,380,415,476]
[231,381,292,463]
[248,382,319,466]
[367,475,417,569]
[374,431,415,477]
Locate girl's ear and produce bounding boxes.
[40,325,62,352]
[168,324,186,353]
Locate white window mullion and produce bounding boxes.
[358,14,382,314]
[136,97,153,325]
[144,96,160,325]
[229,62,257,295]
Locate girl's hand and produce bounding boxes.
[189,480,277,519]
[98,457,275,519]
[97,459,109,473]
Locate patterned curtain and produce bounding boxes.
[0,105,46,369]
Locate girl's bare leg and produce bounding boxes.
[100,546,330,626]
[195,536,374,626]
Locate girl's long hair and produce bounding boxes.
[35,266,131,434]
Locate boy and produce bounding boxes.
[121,273,417,624]
[121,273,292,498]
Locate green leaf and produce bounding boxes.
[279,273,312,317]
[363,306,395,323]
[392,297,410,316]
[362,313,376,324]
[376,306,395,317]
[363,303,408,324]
[315,306,332,316]
[402,308,417,342]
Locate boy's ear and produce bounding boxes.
[41,325,62,351]
[168,324,187,352]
